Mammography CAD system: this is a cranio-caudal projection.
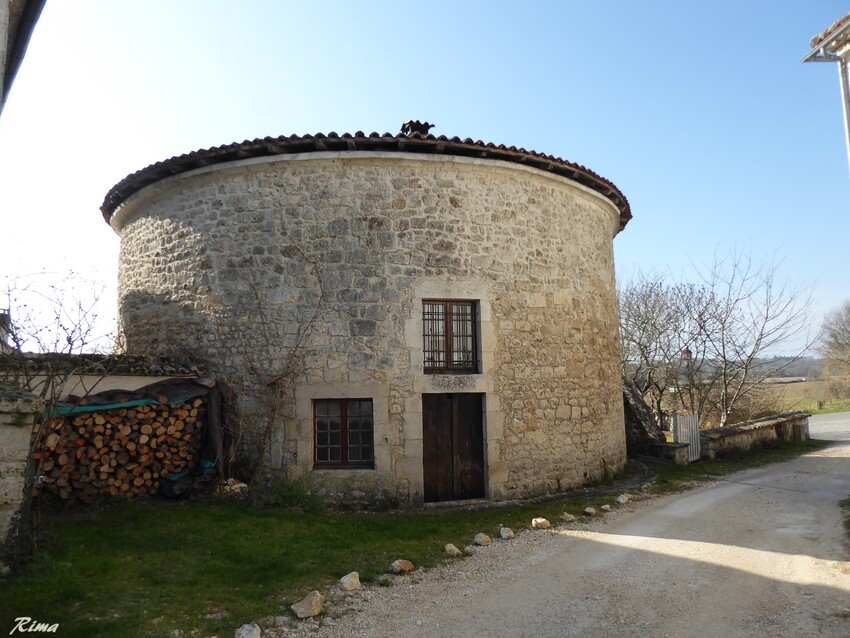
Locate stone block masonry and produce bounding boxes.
[108,143,630,507]
[0,381,42,570]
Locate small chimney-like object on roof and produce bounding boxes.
[400,120,435,136]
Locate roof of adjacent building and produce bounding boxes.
[1,0,46,115]
[808,12,850,50]
[0,352,208,376]
[101,132,632,230]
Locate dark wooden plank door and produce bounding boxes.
[422,393,485,502]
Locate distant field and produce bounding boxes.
[768,378,850,413]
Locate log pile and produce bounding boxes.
[35,399,205,502]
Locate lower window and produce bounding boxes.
[314,398,374,468]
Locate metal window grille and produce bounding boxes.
[314,398,374,468]
[423,300,477,373]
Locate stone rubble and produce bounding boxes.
[584,506,597,516]
[218,478,249,494]
[600,505,611,512]
[560,512,577,523]
[291,591,325,619]
[615,494,630,505]
[445,543,462,556]
[531,517,551,529]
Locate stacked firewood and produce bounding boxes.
[35,399,205,502]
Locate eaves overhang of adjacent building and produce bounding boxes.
[1,0,46,115]
[802,12,850,62]
[101,132,632,231]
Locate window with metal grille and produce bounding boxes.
[422,300,478,373]
[314,399,374,468]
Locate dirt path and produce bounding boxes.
[291,442,850,638]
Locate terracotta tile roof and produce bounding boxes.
[810,12,850,49]
[101,132,632,230]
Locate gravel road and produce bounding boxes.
[282,438,850,638]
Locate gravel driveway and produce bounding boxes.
[282,439,850,638]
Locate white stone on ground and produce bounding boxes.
[474,533,492,546]
[445,543,462,556]
[500,526,516,539]
[291,591,325,619]
[584,507,597,516]
[234,623,261,638]
[338,572,362,591]
[531,517,551,529]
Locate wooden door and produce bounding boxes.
[422,393,485,502]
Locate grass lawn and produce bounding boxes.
[774,378,850,414]
[0,439,831,638]
[807,400,850,415]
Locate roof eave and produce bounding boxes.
[102,134,632,231]
[803,19,850,62]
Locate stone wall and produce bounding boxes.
[0,381,41,570]
[701,413,810,460]
[110,151,627,505]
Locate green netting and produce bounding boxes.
[44,395,199,417]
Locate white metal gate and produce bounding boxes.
[673,413,701,462]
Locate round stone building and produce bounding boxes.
[102,130,632,507]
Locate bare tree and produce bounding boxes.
[0,272,118,406]
[619,274,685,423]
[620,251,817,428]
[821,300,850,375]
[2,272,113,356]
[696,251,817,425]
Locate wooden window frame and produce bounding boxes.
[313,398,375,469]
[422,300,479,374]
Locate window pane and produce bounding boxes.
[423,302,448,369]
[315,400,342,465]
[424,300,476,372]
[315,398,374,466]
[315,400,329,418]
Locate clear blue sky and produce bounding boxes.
[1,1,847,353]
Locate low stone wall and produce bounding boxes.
[651,441,690,465]
[0,382,42,571]
[700,413,810,460]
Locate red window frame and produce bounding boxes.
[313,398,374,469]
